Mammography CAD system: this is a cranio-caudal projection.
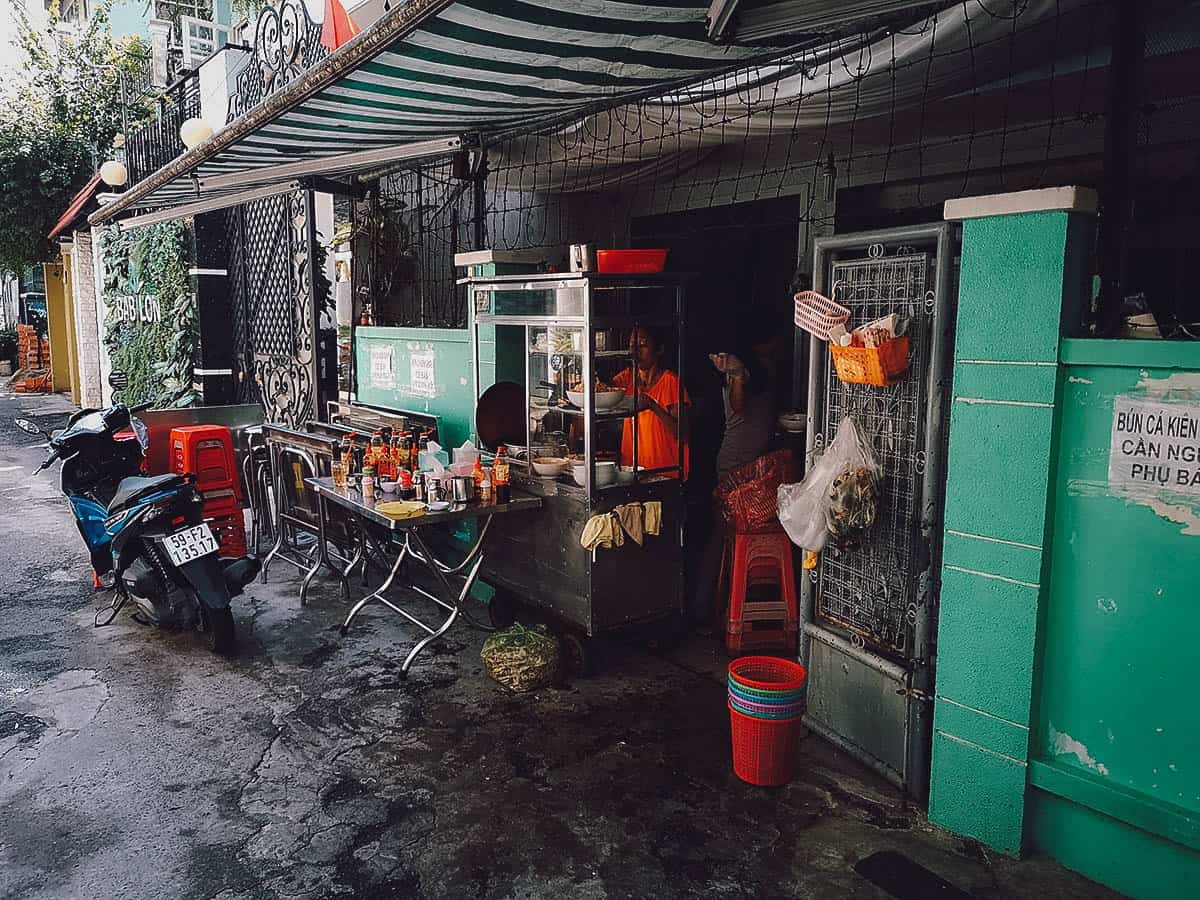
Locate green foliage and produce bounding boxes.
[231,0,273,21]
[0,327,18,367]
[0,1,152,272]
[100,222,199,408]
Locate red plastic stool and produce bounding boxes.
[723,528,798,655]
[170,425,241,501]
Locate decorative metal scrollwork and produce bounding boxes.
[228,190,319,428]
[228,0,327,123]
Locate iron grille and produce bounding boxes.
[226,190,317,427]
[815,250,934,659]
[360,161,475,328]
[125,74,201,185]
[227,0,328,124]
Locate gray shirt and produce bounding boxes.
[716,375,773,475]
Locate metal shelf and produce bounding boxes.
[528,349,630,358]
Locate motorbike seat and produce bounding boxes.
[110,474,186,514]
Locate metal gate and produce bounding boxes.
[227,189,319,427]
[801,223,957,798]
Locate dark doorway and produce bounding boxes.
[631,196,800,496]
[631,197,801,616]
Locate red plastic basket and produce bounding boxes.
[596,248,668,273]
[716,450,798,533]
[729,702,802,786]
[728,656,808,693]
[793,291,850,340]
[206,510,248,559]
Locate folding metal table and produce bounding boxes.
[306,477,541,673]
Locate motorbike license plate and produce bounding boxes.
[163,524,219,566]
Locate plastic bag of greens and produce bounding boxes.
[778,416,879,551]
[481,623,563,692]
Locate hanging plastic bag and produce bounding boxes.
[778,417,880,551]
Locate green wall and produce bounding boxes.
[353,326,475,450]
[930,191,1200,899]
[929,208,1085,855]
[1030,339,1200,899]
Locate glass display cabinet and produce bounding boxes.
[466,271,688,664]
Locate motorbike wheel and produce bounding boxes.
[206,607,237,656]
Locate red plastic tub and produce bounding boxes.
[729,702,802,786]
[596,248,668,274]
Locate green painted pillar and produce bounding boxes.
[929,188,1098,855]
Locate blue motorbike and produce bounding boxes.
[16,403,259,655]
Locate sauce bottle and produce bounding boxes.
[492,445,510,504]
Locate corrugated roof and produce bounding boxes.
[49,172,104,239]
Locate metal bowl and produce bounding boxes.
[566,389,626,410]
[572,461,616,488]
[532,456,571,477]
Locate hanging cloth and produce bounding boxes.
[614,503,645,546]
[580,513,623,559]
[643,501,663,537]
[321,0,362,51]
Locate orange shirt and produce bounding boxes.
[613,368,690,479]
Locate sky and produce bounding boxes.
[0,0,34,85]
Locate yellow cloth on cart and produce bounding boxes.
[614,503,645,546]
[375,500,426,520]
[643,501,662,536]
[580,513,624,558]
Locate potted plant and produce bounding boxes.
[0,327,17,377]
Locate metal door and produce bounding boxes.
[227,190,320,427]
[801,223,957,799]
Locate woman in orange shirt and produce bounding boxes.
[612,326,689,479]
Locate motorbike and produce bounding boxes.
[15,403,260,655]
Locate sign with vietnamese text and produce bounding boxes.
[1109,397,1200,496]
[369,345,395,390]
[409,350,436,399]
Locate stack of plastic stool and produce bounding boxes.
[169,425,247,559]
[723,528,798,655]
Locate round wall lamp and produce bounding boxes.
[179,117,215,149]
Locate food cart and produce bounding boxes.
[466,271,688,672]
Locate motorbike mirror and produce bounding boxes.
[14,418,45,437]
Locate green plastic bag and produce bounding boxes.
[481,623,562,692]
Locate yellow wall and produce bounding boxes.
[61,253,81,404]
[43,262,72,393]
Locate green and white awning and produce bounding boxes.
[94,0,774,224]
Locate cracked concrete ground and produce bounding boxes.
[0,391,1117,900]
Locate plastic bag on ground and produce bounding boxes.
[777,417,880,552]
[481,623,563,692]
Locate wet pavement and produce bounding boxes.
[0,391,1118,899]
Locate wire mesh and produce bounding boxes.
[815,251,933,657]
[356,0,1129,329]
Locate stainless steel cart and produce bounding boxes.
[467,272,689,672]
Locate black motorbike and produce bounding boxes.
[16,404,260,655]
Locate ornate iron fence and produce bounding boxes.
[125,74,201,186]
[227,0,328,124]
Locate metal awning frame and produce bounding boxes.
[91,0,954,228]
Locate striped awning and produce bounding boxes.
[92,0,777,225]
